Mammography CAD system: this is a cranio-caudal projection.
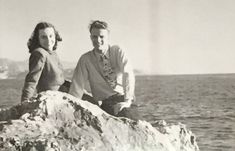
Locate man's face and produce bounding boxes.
[90,28,109,53]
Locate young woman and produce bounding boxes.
[21,22,67,102]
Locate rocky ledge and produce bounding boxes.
[0,91,199,151]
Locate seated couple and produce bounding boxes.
[21,20,139,120]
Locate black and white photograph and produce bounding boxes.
[0,0,234,150]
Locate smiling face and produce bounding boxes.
[90,28,109,53]
[38,27,56,51]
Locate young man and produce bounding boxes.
[69,20,136,119]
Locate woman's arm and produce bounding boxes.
[21,51,46,102]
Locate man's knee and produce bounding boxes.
[82,93,98,106]
[117,104,141,120]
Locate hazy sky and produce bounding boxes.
[1,0,235,74]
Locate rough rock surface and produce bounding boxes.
[0,91,200,151]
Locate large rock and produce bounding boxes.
[0,91,199,151]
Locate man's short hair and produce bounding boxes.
[89,20,109,33]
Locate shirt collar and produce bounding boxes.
[40,47,56,55]
[47,50,56,55]
[93,46,110,59]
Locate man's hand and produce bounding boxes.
[113,99,132,115]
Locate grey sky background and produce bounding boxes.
[0,0,235,74]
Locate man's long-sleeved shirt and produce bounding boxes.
[21,48,65,101]
[69,45,135,102]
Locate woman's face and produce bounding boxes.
[38,27,55,51]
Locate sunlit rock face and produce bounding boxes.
[0,91,199,151]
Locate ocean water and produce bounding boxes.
[0,74,235,151]
[135,75,235,151]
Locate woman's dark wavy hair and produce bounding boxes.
[27,22,62,53]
